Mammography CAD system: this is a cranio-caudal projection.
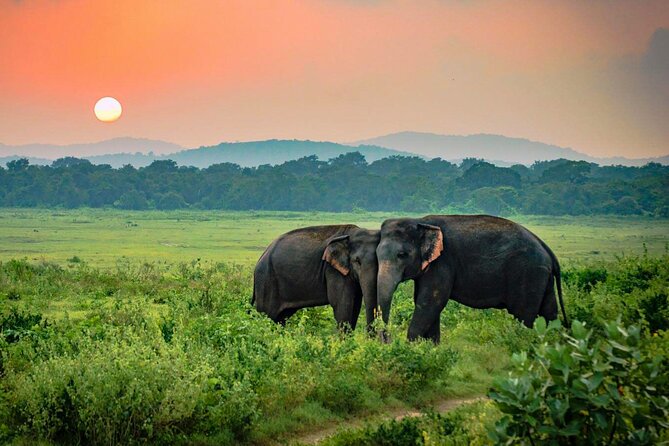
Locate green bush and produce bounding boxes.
[489,319,669,445]
[563,254,668,335]
[0,307,44,344]
[7,339,259,444]
[563,266,608,291]
[321,401,500,446]
[2,254,667,445]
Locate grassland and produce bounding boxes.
[1,209,668,445]
[1,208,667,267]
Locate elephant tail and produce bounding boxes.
[539,239,569,327]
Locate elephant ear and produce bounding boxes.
[322,235,351,276]
[418,223,443,271]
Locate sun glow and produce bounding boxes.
[94,97,122,122]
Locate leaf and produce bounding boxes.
[593,411,609,429]
[608,340,631,353]
[547,319,562,332]
[571,320,588,340]
[584,372,604,392]
[559,419,582,436]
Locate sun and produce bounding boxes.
[94,97,122,122]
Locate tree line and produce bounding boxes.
[1,154,667,216]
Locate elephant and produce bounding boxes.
[252,225,380,331]
[376,215,568,343]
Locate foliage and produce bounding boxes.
[489,319,669,445]
[0,259,461,445]
[1,155,667,215]
[320,400,500,446]
[0,252,668,444]
[565,253,669,334]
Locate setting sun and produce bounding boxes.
[94,97,122,123]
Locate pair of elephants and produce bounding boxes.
[252,215,568,343]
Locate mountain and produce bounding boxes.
[164,140,414,168]
[353,132,669,166]
[0,138,412,168]
[3,134,666,168]
[80,140,415,168]
[0,137,183,159]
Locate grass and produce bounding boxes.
[0,208,667,267]
[1,209,668,444]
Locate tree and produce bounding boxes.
[156,192,187,210]
[459,157,485,171]
[144,159,178,173]
[52,157,92,169]
[458,162,521,189]
[468,187,518,215]
[6,158,29,172]
[114,190,148,210]
[540,160,593,184]
[327,152,367,168]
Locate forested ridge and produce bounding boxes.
[1,153,667,216]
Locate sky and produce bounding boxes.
[1,0,667,158]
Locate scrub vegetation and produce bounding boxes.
[0,211,667,445]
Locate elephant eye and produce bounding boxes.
[397,251,408,259]
[354,257,361,264]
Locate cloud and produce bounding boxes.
[641,27,669,83]
[607,28,669,153]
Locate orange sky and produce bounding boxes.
[1,0,668,157]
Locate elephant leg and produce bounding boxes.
[327,272,360,332]
[408,276,450,343]
[364,297,376,335]
[538,274,558,322]
[348,287,363,331]
[276,308,298,326]
[424,317,441,343]
[507,267,551,328]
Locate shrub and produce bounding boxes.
[562,254,669,335]
[0,308,44,344]
[563,266,608,291]
[321,401,500,446]
[322,416,424,446]
[7,339,259,445]
[489,319,669,445]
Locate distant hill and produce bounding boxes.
[0,137,183,159]
[81,140,414,168]
[162,140,414,168]
[1,138,411,168]
[2,133,667,168]
[353,132,669,166]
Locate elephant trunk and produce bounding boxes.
[377,260,402,325]
[360,270,378,333]
[362,277,377,333]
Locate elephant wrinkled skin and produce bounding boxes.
[376,215,567,343]
[252,225,379,331]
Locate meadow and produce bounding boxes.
[1,209,668,267]
[0,209,668,445]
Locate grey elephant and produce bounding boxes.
[375,215,567,343]
[252,225,380,331]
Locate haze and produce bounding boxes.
[1,0,667,158]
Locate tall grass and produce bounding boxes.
[1,252,667,444]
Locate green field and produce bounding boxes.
[1,209,667,267]
[1,209,668,445]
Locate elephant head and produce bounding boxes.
[376,219,443,324]
[323,228,380,331]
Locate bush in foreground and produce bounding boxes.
[489,319,669,445]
